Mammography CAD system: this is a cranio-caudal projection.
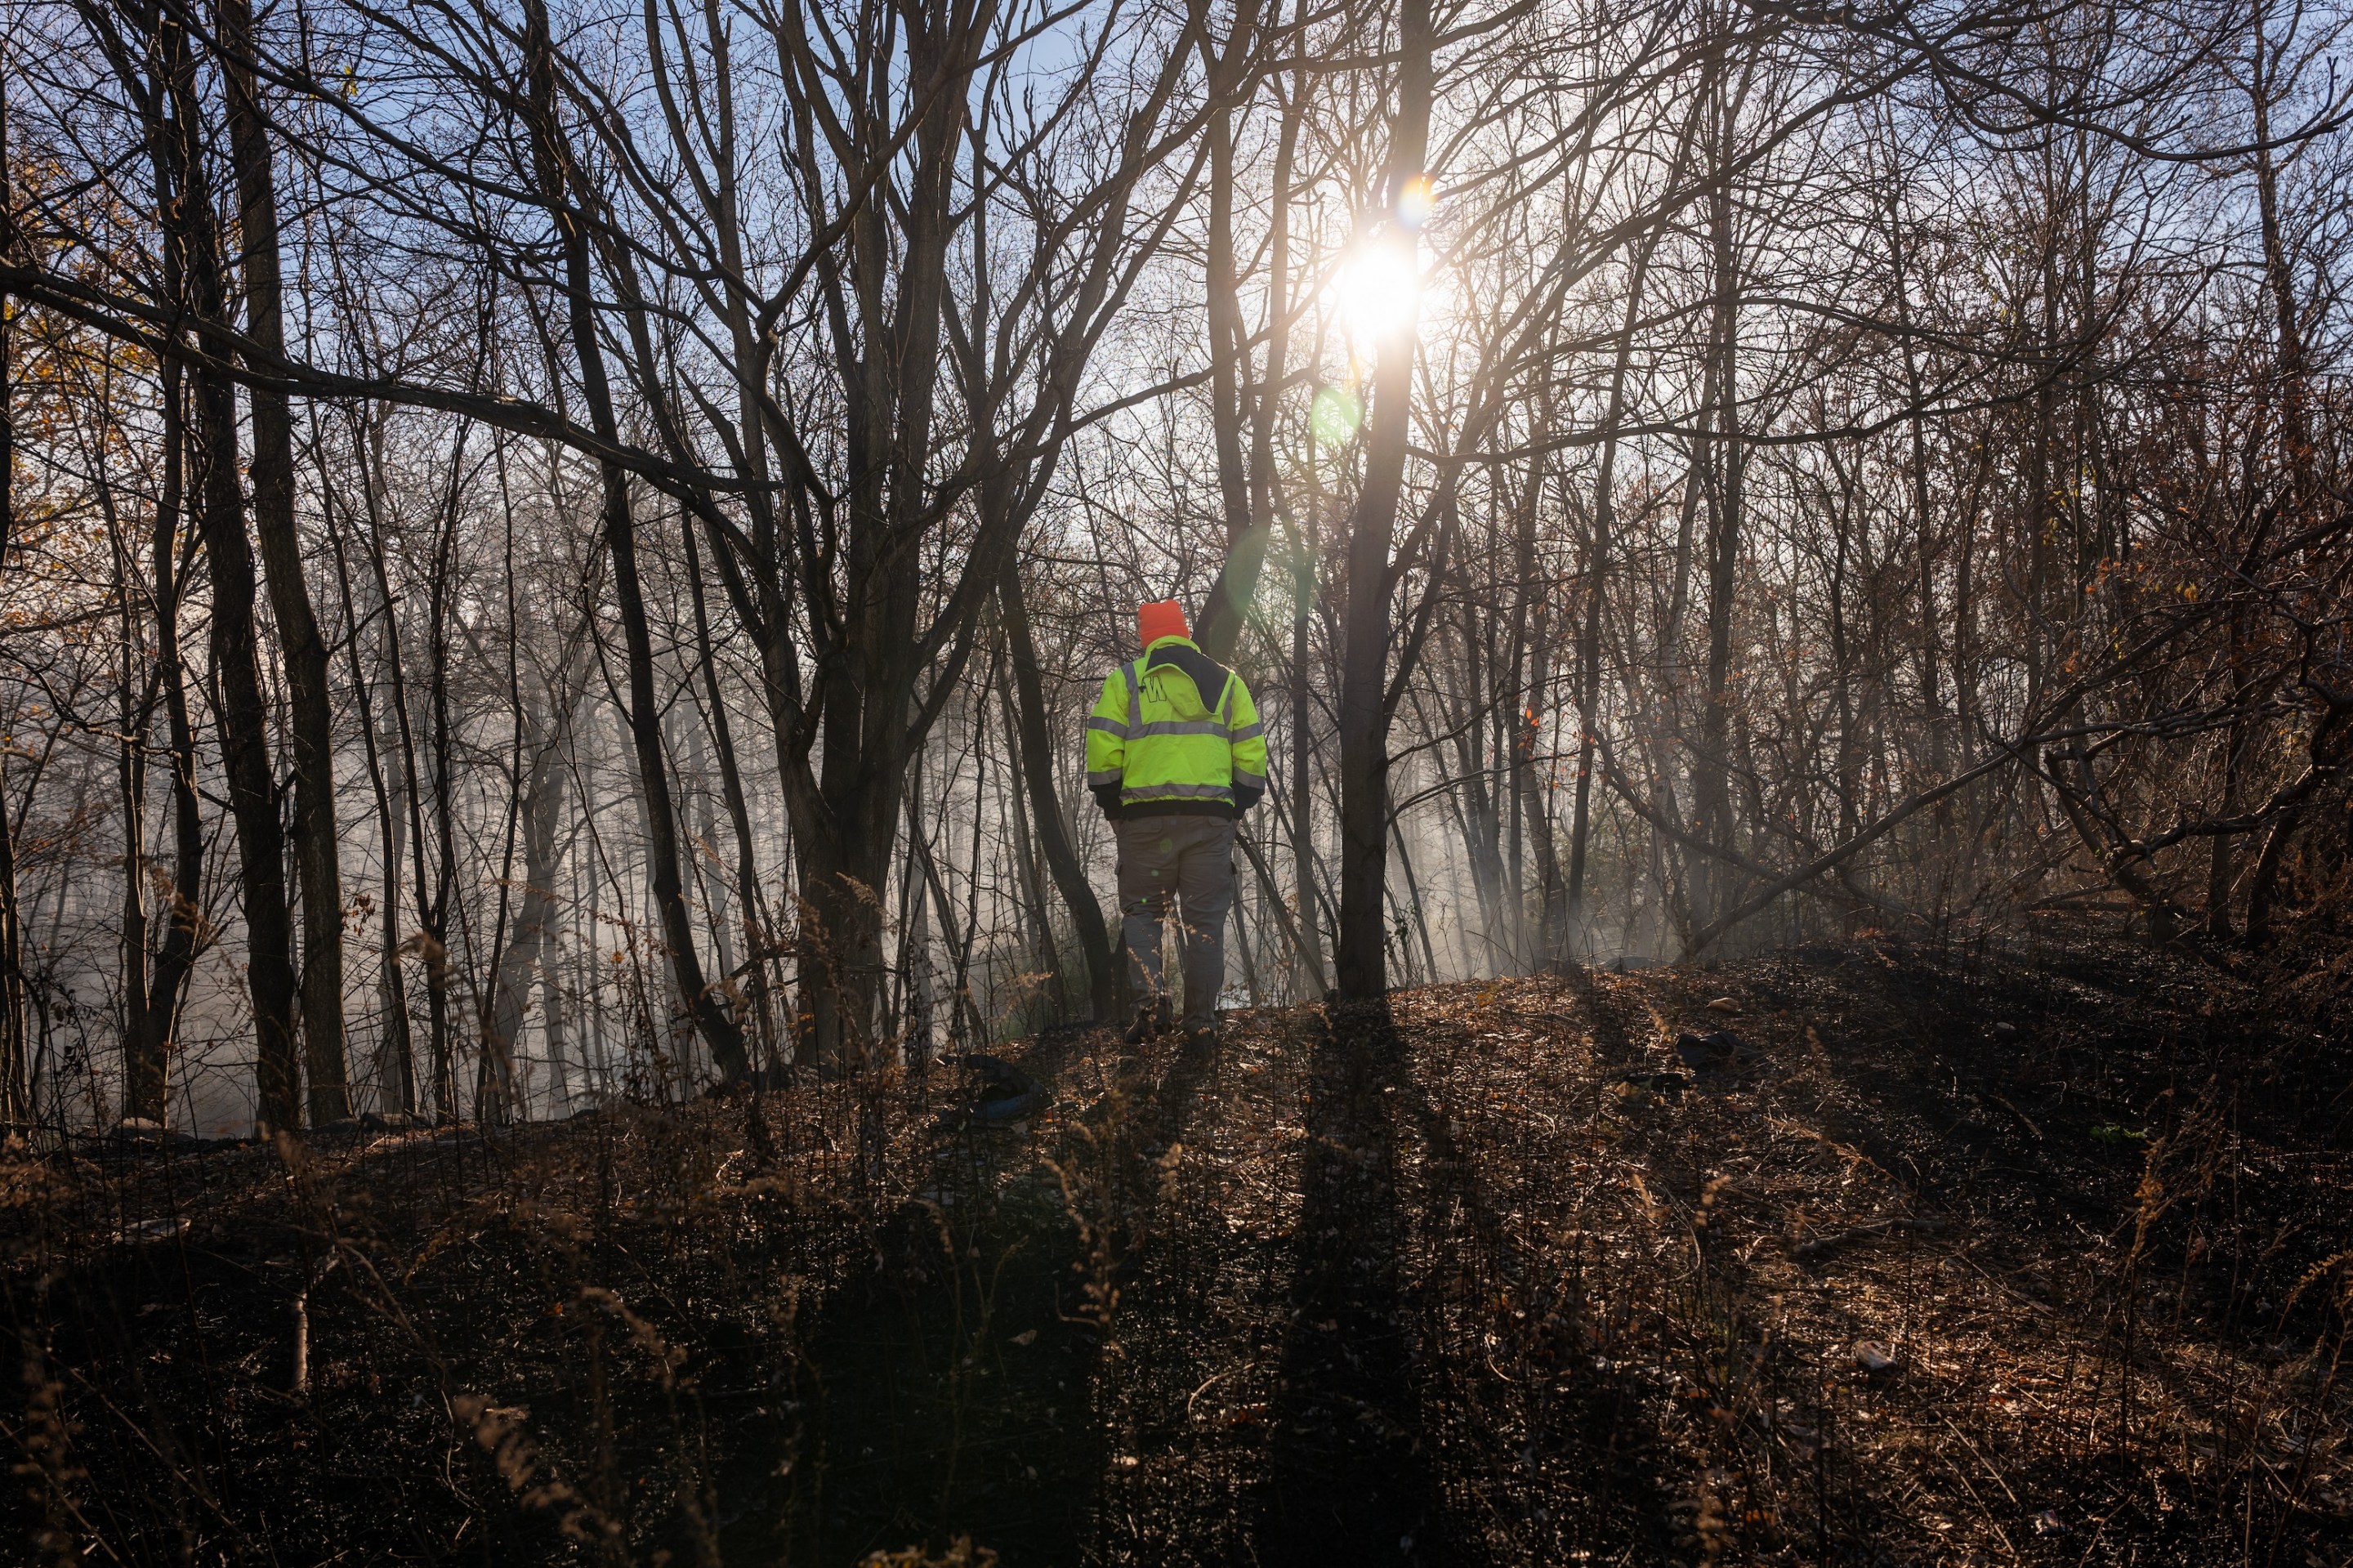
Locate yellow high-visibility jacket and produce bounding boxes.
[1085,635,1268,820]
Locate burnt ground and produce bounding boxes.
[8,922,2353,1566]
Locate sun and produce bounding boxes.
[1330,238,1422,348]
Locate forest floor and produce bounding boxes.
[8,919,2353,1566]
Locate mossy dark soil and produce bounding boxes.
[8,924,2353,1566]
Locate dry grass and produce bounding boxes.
[6,923,2351,1565]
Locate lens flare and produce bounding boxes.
[1396,174,1435,230]
[1310,385,1362,449]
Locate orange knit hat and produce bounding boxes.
[1136,599,1189,647]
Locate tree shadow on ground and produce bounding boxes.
[1249,998,1467,1567]
[721,1021,1237,1565]
[710,1030,1111,1565]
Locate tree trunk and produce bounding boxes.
[321,431,415,1115]
[425,483,459,1117]
[490,689,565,1115]
[0,60,21,1121]
[1190,0,1275,662]
[993,651,1065,1016]
[159,16,302,1132]
[999,557,1118,1020]
[359,418,435,1116]
[681,516,776,1067]
[1566,201,1668,946]
[0,748,21,1125]
[1691,62,1745,949]
[1289,532,1325,995]
[2244,800,2306,942]
[129,367,205,1123]
[1333,0,1435,998]
[221,0,348,1123]
[523,0,747,1081]
[1510,479,1565,963]
[2250,16,2312,509]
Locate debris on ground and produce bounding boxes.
[7,924,2351,1565]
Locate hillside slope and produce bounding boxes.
[7,928,2350,1566]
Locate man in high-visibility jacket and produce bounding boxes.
[1086,599,1269,1046]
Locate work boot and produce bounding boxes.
[1180,1021,1218,1054]
[1123,995,1172,1046]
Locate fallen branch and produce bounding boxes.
[1986,1089,2045,1142]
[1791,1217,1945,1260]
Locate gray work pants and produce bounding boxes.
[1114,814,1236,1030]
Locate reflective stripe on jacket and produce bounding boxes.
[1085,635,1269,820]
